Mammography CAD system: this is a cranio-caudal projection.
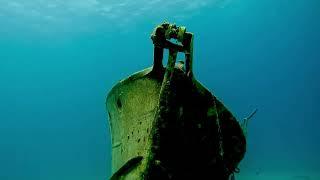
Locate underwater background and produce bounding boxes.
[0,0,319,179]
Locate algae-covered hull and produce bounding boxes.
[106,67,246,179]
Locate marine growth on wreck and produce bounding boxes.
[106,22,247,180]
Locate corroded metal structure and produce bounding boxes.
[106,22,246,180]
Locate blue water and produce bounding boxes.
[0,0,319,179]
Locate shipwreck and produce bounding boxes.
[106,22,247,180]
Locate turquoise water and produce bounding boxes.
[0,0,319,179]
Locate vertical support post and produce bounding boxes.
[153,46,164,73]
[183,32,194,78]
